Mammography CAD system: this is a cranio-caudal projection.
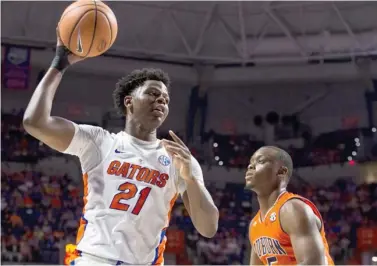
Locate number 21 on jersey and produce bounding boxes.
[110,182,151,215]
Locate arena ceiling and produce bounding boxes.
[2,1,377,65]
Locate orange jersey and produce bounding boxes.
[249,191,334,265]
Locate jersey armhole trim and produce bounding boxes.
[83,130,118,174]
[63,122,79,154]
[248,213,260,242]
[278,197,323,236]
[93,133,119,172]
[248,220,253,243]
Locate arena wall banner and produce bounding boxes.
[165,229,185,254]
[357,226,377,251]
[2,45,31,90]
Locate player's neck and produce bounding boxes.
[257,188,286,219]
[124,122,157,142]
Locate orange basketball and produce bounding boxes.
[58,0,118,58]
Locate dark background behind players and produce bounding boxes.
[2,1,377,265]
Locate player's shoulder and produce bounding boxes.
[280,197,311,216]
[249,211,260,229]
[276,191,308,208]
[279,197,318,234]
[278,192,319,216]
[76,123,116,139]
[76,123,105,133]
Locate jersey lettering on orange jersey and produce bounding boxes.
[253,237,287,257]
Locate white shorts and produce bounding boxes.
[70,252,130,266]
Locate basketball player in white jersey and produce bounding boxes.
[23,31,219,265]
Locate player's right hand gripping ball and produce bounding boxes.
[58,0,118,58]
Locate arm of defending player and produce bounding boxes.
[23,29,85,152]
[250,246,263,265]
[280,199,326,265]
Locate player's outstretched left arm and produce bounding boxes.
[280,199,327,265]
[162,131,219,238]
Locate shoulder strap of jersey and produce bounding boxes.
[280,194,324,233]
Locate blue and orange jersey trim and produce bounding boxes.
[66,173,89,265]
[152,193,178,265]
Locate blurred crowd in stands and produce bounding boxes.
[1,110,60,163]
[2,109,377,264]
[2,109,374,169]
[1,170,79,263]
[203,128,363,170]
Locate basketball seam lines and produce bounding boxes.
[68,10,93,54]
[60,4,94,22]
[96,10,112,48]
[85,0,98,58]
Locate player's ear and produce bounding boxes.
[124,96,132,109]
[277,166,288,179]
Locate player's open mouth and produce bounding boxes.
[151,104,166,117]
[152,108,164,117]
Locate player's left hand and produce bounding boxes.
[162,130,192,180]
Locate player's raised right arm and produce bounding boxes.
[23,29,85,152]
[23,68,73,152]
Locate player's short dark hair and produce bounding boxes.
[264,146,294,178]
[112,68,170,116]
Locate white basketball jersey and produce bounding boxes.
[63,123,204,264]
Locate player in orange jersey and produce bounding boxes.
[246,146,334,265]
